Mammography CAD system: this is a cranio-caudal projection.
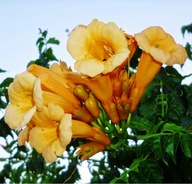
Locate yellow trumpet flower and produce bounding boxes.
[67,19,130,77]
[19,103,110,162]
[130,26,187,112]
[28,103,72,163]
[4,72,42,130]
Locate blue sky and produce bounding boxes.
[0,0,192,84]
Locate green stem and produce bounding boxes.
[103,120,115,133]
[121,113,132,136]
[115,124,121,134]
[98,102,109,121]
[106,139,127,150]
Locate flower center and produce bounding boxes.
[103,45,114,58]
[53,121,59,127]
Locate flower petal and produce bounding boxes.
[5,104,27,129]
[67,25,91,60]
[33,78,43,111]
[59,113,72,148]
[74,57,104,77]
[18,106,37,130]
[67,19,130,77]
[134,26,187,65]
[42,139,65,163]
[29,126,58,153]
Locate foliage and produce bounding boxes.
[0,25,192,183]
[181,23,192,61]
[27,29,60,68]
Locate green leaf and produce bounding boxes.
[129,156,148,172]
[109,170,128,184]
[0,68,6,73]
[36,37,44,46]
[41,30,48,38]
[139,159,164,183]
[165,66,184,84]
[181,117,192,129]
[38,42,45,54]
[164,133,180,163]
[162,123,186,133]
[128,171,147,183]
[27,60,36,67]
[150,120,164,134]
[47,37,60,45]
[0,77,13,88]
[151,136,163,160]
[130,116,152,134]
[181,23,192,36]
[129,159,163,183]
[129,46,141,69]
[45,48,58,61]
[0,118,12,137]
[185,42,192,60]
[136,133,164,140]
[180,133,192,158]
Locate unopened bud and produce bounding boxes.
[122,74,135,95]
[85,96,100,118]
[73,107,94,123]
[116,97,132,120]
[103,102,120,124]
[73,85,89,101]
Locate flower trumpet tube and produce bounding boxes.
[85,74,120,123]
[76,142,106,160]
[28,64,70,88]
[38,74,80,108]
[28,64,81,106]
[29,66,95,123]
[73,122,111,160]
[72,120,111,146]
[129,26,187,112]
[67,19,130,77]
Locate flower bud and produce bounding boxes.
[73,107,94,123]
[85,95,100,118]
[116,96,132,120]
[103,102,120,124]
[73,85,89,101]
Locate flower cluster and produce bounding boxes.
[4,19,187,163]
